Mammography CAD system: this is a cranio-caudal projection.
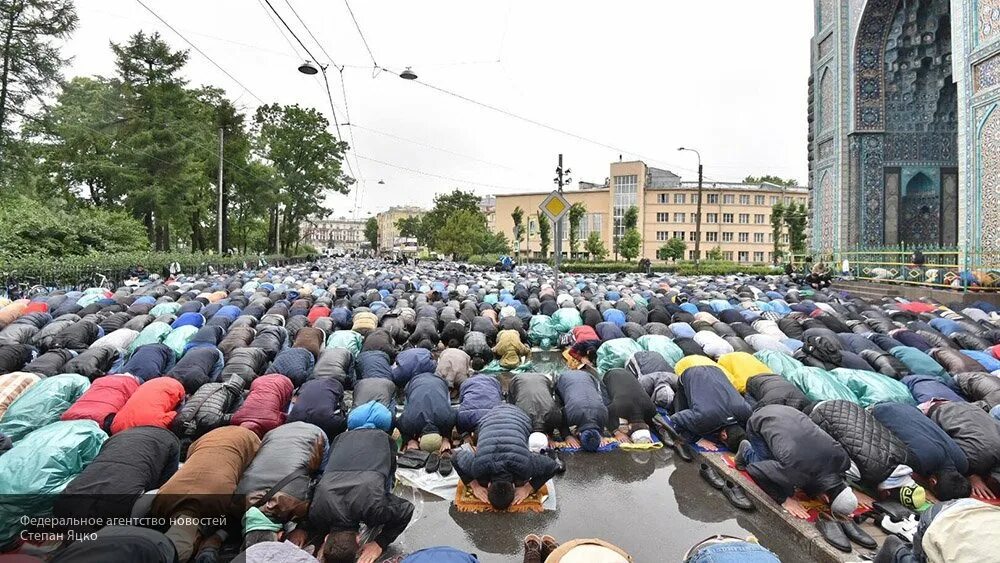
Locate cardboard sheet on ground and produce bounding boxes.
[453,480,557,513]
[396,467,460,500]
[720,454,872,523]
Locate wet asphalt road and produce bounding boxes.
[391,451,812,563]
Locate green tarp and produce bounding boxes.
[596,338,643,375]
[0,373,90,443]
[637,335,683,368]
[549,309,583,335]
[327,330,363,357]
[0,420,107,546]
[783,366,858,403]
[528,315,558,349]
[754,350,804,375]
[830,368,915,407]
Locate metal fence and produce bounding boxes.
[790,247,1000,292]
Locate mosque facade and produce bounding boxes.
[809,0,1000,261]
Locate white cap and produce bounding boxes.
[528,432,548,453]
[630,428,652,444]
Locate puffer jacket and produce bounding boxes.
[930,347,986,375]
[441,321,468,349]
[859,349,909,379]
[493,329,530,369]
[0,372,40,420]
[172,374,245,439]
[953,372,1000,409]
[951,331,991,351]
[292,326,325,359]
[890,346,953,386]
[118,343,175,381]
[22,349,74,377]
[314,347,355,386]
[361,328,398,362]
[745,373,813,413]
[0,322,39,346]
[398,372,455,440]
[456,375,503,433]
[352,377,397,413]
[356,350,393,381]
[672,365,752,437]
[50,320,101,352]
[266,347,315,388]
[829,368,915,407]
[716,352,771,393]
[235,421,326,521]
[626,350,671,378]
[408,318,440,350]
[231,374,294,438]
[929,400,1000,475]
[901,374,966,404]
[168,347,223,394]
[110,377,186,435]
[392,348,437,387]
[221,347,270,386]
[463,331,493,365]
[63,346,121,380]
[555,370,608,434]
[31,315,78,351]
[60,374,140,431]
[809,400,908,486]
[288,377,347,441]
[250,326,287,361]
[595,322,625,342]
[452,404,559,490]
[218,326,256,360]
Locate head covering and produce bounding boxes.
[419,432,443,453]
[831,486,859,516]
[899,484,929,511]
[528,432,548,453]
[243,507,282,534]
[347,401,392,431]
[630,428,652,444]
[580,428,602,452]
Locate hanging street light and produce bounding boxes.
[298,60,320,75]
[400,66,418,80]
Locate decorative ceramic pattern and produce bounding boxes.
[818,34,833,59]
[861,134,886,246]
[819,172,836,250]
[819,139,835,160]
[854,0,899,131]
[975,52,1000,92]
[979,0,1000,44]
[820,0,835,28]
[820,68,834,132]
[982,107,1000,252]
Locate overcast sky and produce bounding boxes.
[66,0,813,218]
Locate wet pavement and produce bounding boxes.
[392,452,814,562]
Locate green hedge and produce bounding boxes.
[545,260,781,276]
[1,251,311,288]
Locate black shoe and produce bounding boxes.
[699,463,725,490]
[438,452,453,476]
[545,448,566,474]
[397,449,429,469]
[841,519,877,549]
[817,518,852,552]
[734,440,752,471]
[721,481,754,511]
[674,441,694,462]
[425,453,440,473]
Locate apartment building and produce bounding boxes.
[375,206,426,255]
[492,160,808,263]
[300,216,367,253]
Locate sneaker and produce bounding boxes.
[523,534,543,563]
[734,440,752,471]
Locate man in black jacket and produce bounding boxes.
[308,428,414,563]
[603,368,658,444]
[509,372,563,436]
[929,400,1000,499]
[453,404,560,511]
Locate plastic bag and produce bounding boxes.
[0,373,90,442]
[549,309,583,335]
[637,335,683,368]
[596,338,643,374]
[528,315,558,349]
[830,368,915,407]
[783,366,858,403]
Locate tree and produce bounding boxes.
[624,205,638,230]
[420,189,481,251]
[396,215,422,240]
[784,202,808,255]
[478,230,510,256]
[364,216,378,251]
[568,202,586,257]
[0,0,78,145]
[537,212,550,259]
[510,206,524,256]
[437,209,486,260]
[619,229,641,261]
[744,175,798,187]
[770,203,785,263]
[658,237,686,261]
[584,231,607,261]
[254,102,352,254]
[706,246,724,261]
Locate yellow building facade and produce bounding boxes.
[375,206,425,255]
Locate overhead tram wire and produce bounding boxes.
[133,0,265,105]
[347,122,515,171]
[256,0,305,59]
[284,0,340,68]
[343,0,378,69]
[354,154,521,192]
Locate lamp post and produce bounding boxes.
[678,147,703,268]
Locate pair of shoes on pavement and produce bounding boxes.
[816,514,877,552]
[425,451,453,476]
[653,419,693,462]
[524,534,559,563]
[699,463,753,511]
[541,448,565,474]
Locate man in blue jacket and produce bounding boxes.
[871,402,971,501]
[671,365,751,452]
[555,370,607,452]
[399,373,456,455]
[453,404,560,511]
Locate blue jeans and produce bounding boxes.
[990,404,1000,425]
[742,431,772,466]
[687,541,780,563]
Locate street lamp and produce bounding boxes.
[400,67,418,80]
[298,60,320,75]
[678,147,704,268]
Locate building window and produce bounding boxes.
[673,231,685,241]
[739,195,750,205]
[613,175,638,240]
[738,232,749,243]
[656,212,668,223]
[656,231,669,241]
[738,251,749,262]
[706,213,718,223]
[689,250,699,260]
[674,193,686,204]
[579,213,603,240]
[770,196,779,205]
[706,231,718,242]
[706,194,719,204]
[722,213,734,223]
[738,213,750,224]
[673,213,685,223]
[690,231,697,241]
[768,252,775,262]
[722,232,733,242]
[784,196,792,205]
[754,195,765,205]
[755,214,765,224]
[723,251,734,260]
[657,194,667,204]
[723,194,735,204]
[754,232,765,243]
[768,233,774,243]
[753,251,765,262]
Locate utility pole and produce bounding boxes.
[217,127,224,255]
[553,154,572,271]
[678,147,703,267]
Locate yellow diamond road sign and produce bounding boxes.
[540,191,570,222]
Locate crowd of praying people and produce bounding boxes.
[0,257,999,562]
